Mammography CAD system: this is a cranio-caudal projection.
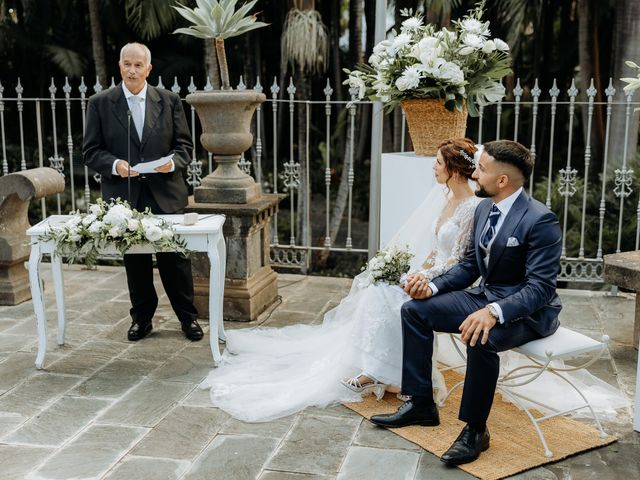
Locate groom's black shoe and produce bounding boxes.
[181,319,204,341]
[127,322,153,341]
[370,398,440,428]
[441,424,490,465]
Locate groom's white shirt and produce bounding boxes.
[428,187,524,324]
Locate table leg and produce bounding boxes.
[51,252,66,346]
[28,243,47,369]
[216,235,227,343]
[208,238,223,364]
[635,334,640,432]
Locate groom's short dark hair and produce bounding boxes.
[484,140,533,180]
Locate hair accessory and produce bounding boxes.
[460,149,475,167]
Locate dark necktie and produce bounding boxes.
[481,205,501,247]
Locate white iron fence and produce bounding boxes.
[1,75,639,282]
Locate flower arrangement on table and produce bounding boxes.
[39,198,187,268]
[345,1,512,115]
[361,245,414,287]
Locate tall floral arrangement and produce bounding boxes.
[345,2,512,116]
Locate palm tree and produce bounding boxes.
[88,0,107,87]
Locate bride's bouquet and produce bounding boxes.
[361,245,414,286]
[39,198,187,268]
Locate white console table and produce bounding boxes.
[26,214,227,369]
[380,152,436,247]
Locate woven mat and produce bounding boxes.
[343,371,616,480]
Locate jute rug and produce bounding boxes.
[344,370,616,480]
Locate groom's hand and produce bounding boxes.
[459,308,497,346]
[404,274,432,299]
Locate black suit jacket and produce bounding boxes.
[432,191,563,337]
[83,84,193,213]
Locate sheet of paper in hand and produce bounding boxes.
[131,155,173,174]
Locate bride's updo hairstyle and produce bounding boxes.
[437,138,477,188]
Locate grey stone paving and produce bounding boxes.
[0,264,638,479]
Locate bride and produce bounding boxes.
[201,138,482,422]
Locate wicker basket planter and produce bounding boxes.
[401,99,468,156]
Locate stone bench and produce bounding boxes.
[604,251,640,349]
[0,167,64,305]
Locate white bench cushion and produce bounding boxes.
[513,327,604,361]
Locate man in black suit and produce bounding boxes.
[370,140,562,465]
[83,42,202,342]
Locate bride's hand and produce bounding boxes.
[404,274,432,299]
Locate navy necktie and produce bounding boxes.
[482,205,501,247]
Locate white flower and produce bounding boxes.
[409,36,441,65]
[161,229,174,240]
[390,33,413,56]
[494,38,510,51]
[144,225,163,242]
[435,62,465,85]
[108,226,121,238]
[103,204,133,227]
[401,17,423,32]
[127,219,139,231]
[347,72,367,100]
[482,39,496,54]
[66,216,82,227]
[68,231,81,242]
[81,214,97,226]
[395,64,424,91]
[89,203,103,216]
[459,18,489,36]
[88,221,103,234]
[384,253,392,262]
[462,33,485,50]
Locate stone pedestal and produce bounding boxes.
[604,250,640,349]
[186,194,282,321]
[0,167,65,305]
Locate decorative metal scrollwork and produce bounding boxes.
[49,155,65,176]
[238,154,251,175]
[613,168,634,198]
[187,159,203,187]
[558,167,578,197]
[282,161,300,191]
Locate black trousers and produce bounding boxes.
[400,290,541,424]
[123,180,197,325]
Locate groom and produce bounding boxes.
[370,140,562,465]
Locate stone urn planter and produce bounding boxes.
[186,90,266,203]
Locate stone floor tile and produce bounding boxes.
[148,349,214,384]
[302,404,362,419]
[70,358,156,398]
[2,318,38,336]
[45,340,131,376]
[119,335,189,363]
[5,396,110,446]
[0,333,35,353]
[266,414,361,475]
[352,419,421,451]
[220,413,295,438]
[505,467,559,479]
[31,424,148,480]
[0,372,81,416]
[98,380,193,427]
[336,446,420,480]
[0,411,25,439]
[262,310,317,328]
[103,456,189,480]
[181,385,214,407]
[130,405,229,460]
[0,444,54,480]
[182,434,278,480]
[0,352,39,395]
[0,318,18,331]
[259,472,334,480]
[74,300,131,326]
[413,451,476,479]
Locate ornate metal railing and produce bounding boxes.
[0,75,638,282]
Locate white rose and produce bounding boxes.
[88,221,103,234]
[494,38,510,51]
[384,254,392,262]
[108,226,121,238]
[89,204,103,216]
[127,219,140,231]
[144,225,163,242]
[436,62,465,85]
[82,214,97,226]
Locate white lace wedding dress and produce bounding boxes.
[200,186,480,422]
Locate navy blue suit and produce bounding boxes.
[401,191,562,423]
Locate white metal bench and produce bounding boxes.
[438,327,610,458]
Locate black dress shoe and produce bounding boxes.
[127,322,152,341]
[181,319,204,341]
[370,399,440,428]
[441,425,490,465]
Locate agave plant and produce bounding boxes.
[173,0,268,89]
